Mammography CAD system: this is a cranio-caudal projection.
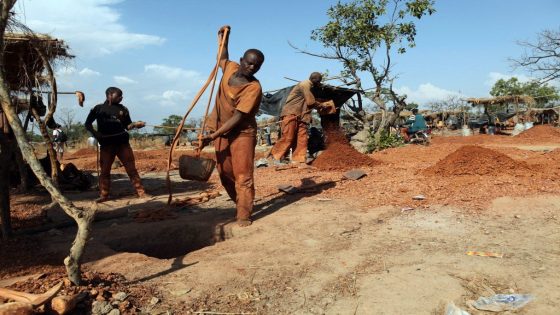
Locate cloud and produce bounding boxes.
[395,83,464,105]
[79,68,101,77]
[114,75,138,85]
[485,72,534,87]
[144,90,190,107]
[144,64,202,81]
[14,0,165,57]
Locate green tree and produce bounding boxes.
[490,77,559,107]
[294,0,435,147]
[153,114,201,134]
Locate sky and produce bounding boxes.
[12,0,560,127]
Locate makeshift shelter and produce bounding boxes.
[260,84,360,118]
[4,32,72,92]
[466,95,536,107]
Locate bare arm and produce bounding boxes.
[210,110,245,139]
[218,25,230,70]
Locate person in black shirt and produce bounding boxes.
[85,87,148,202]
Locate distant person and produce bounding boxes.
[269,72,324,164]
[202,25,264,227]
[52,124,67,161]
[85,87,149,203]
[401,108,427,141]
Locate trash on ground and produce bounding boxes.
[255,158,268,168]
[445,301,470,315]
[470,294,533,312]
[412,194,426,200]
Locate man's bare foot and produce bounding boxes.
[237,219,252,227]
[95,196,110,203]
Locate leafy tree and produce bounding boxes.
[293,0,435,146]
[512,28,560,84]
[153,114,200,134]
[490,77,559,107]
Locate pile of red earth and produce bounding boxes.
[312,128,378,171]
[70,148,97,158]
[516,125,560,141]
[423,145,532,176]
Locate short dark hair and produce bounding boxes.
[243,49,265,63]
[412,108,419,114]
[105,87,122,97]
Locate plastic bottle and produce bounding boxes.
[471,294,533,312]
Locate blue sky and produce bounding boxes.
[13,0,560,127]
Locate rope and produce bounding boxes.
[166,27,229,205]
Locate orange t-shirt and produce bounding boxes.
[207,61,262,136]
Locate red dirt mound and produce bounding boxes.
[312,128,379,171]
[70,148,97,157]
[516,125,560,141]
[423,145,532,176]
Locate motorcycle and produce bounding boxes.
[396,125,431,146]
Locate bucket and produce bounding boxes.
[179,155,216,181]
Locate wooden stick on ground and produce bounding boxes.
[51,292,88,315]
[0,281,62,307]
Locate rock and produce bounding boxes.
[112,292,127,302]
[351,129,369,142]
[412,195,426,200]
[149,297,160,305]
[118,301,131,312]
[350,140,369,154]
[63,278,72,287]
[92,301,112,315]
[107,309,120,315]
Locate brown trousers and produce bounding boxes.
[99,143,145,198]
[214,134,256,220]
[270,114,308,162]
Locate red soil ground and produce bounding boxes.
[312,129,379,171]
[423,145,533,176]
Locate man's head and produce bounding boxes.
[412,108,419,115]
[105,87,123,104]
[239,49,264,78]
[309,72,323,87]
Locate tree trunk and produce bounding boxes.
[31,108,58,184]
[0,134,12,240]
[0,0,95,284]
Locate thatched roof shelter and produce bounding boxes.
[466,95,536,107]
[4,32,72,91]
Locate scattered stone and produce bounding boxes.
[343,169,367,180]
[149,297,160,305]
[107,309,120,315]
[112,292,127,302]
[91,300,112,315]
[514,215,521,219]
[412,195,426,200]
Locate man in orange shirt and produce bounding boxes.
[269,72,323,164]
[203,26,264,227]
